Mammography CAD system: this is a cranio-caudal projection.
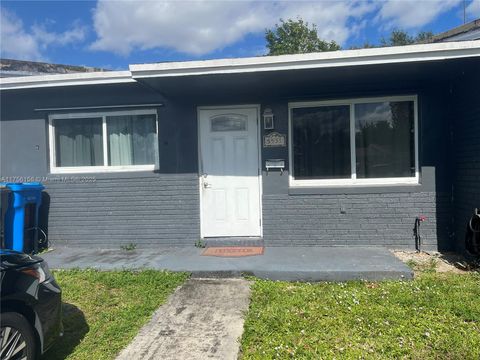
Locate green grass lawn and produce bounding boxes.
[241,272,480,359]
[42,269,188,360]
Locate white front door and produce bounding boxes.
[199,106,261,237]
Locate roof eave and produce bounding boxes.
[1,41,479,90]
[0,71,134,91]
[130,41,480,79]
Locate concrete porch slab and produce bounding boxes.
[41,246,413,281]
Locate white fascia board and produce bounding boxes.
[1,41,479,90]
[0,71,134,91]
[130,41,480,78]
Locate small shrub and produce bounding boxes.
[120,243,137,251]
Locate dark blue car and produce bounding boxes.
[0,250,62,359]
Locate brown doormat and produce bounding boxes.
[201,246,264,257]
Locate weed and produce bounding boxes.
[194,239,206,248]
[120,243,137,251]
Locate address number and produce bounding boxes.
[263,132,286,147]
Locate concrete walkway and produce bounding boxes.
[116,278,251,360]
[41,246,413,281]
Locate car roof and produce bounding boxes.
[0,249,43,271]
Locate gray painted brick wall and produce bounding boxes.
[453,71,480,252]
[43,173,200,248]
[263,192,441,250]
[3,60,477,251]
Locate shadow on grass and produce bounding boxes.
[42,302,89,360]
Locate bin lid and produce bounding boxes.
[2,182,45,191]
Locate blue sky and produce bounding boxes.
[1,0,479,70]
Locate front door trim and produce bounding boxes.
[197,104,263,239]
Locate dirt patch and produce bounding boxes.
[392,250,473,274]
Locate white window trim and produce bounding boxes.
[48,108,159,174]
[288,95,419,187]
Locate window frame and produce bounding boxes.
[48,109,159,174]
[288,95,419,187]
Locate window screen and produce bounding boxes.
[292,105,351,179]
[355,101,415,178]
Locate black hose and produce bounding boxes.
[414,216,426,252]
[414,218,421,252]
[469,214,480,233]
[465,209,480,256]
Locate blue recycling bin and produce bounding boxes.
[1,182,44,253]
[0,185,11,249]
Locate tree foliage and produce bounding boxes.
[381,29,434,46]
[265,19,340,56]
[265,18,434,54]
[415,31,435,43]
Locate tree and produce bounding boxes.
[349,42,376,50]
[381,29,434,46]
[415,31,435,43]
[265,19,340,56]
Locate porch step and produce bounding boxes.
[203,237,264,248]
[42,246,414,281]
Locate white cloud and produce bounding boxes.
[3,0,470,62]
[279,1,376,44]
[0,8,42,60]
[90,0,375,56]
[376,0,462,29]
[32,21,87,50]
[0,8,87,61]
[466,0,480,19]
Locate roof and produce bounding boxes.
[1,41,479,91]
[0,71,134,90]
[431,19,480,42]
[129,41,480,78]
[0,58,109,78]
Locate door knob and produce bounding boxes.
[203,181,212,189]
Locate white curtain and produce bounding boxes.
[108,116,134,165]
[56,118,103,167]
[107,115,156,166]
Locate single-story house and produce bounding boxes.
[1,41,479,251]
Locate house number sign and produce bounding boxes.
[263,132,286,147]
